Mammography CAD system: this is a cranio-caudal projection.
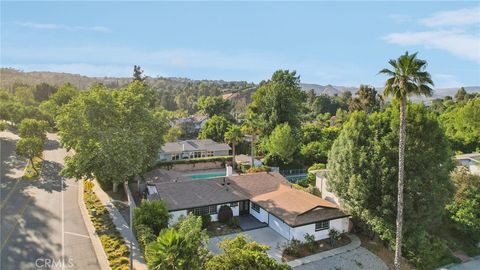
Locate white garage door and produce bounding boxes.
[268,214,290,239]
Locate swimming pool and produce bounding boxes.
[185,172,226,180]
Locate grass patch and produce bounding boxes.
[23,156,42,180]
[84,185,131,270]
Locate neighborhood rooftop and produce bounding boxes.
[160,139,231,153]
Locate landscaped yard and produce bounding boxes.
[206,220,242,237]
[282,233,351,261]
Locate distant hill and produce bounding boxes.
[300,82,480,100]
[0,68,255,92]
[2,68,478,101]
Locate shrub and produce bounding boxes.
[135,224,156,250]
[247,166,270,173]
[329,229,340,246]
[0,121,7,131]
[201,214,212,229]
[298,178,309,188]
[283,238,302,257]
[218,205,233,224]
[133,200,170,236]
[308,163,326,171]
[229,217,239,228]
[304,233,317,252]
[263,153,285,167]
[305,186,322,197]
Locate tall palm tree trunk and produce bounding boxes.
[394,97,407,270]
[232,143,236,171]
[251,134,256,167]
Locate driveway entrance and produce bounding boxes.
[237,215,268,231]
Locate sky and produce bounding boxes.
[1,1,480,88]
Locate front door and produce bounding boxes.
[239,200,249,215]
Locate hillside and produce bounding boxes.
[1,68,478,101]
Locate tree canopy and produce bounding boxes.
[198,115,231,142]
[56,81,168,191]
[328,103,454,268]
[248,70,304,136]
[198,95,231,117]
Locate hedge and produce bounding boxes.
[152,156,233,168]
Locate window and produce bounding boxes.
[315,220,329,231]
[251,203,260,213]
[189,205,218,216]
[229,202,238,207]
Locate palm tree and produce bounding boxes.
[379,52,433,270]
[224,124,243,171]
[145,228,185,270]
[241,113,263,167]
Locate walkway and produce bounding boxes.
[237,215,268,231]
[92,180,148,270]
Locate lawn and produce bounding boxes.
[23,156,42,180]
[84,184,131,270]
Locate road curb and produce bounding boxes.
[78,179,111,270]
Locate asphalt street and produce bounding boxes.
[1,132,100,270]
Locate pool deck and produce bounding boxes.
[144,168,227,183]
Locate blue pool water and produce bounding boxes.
[186,172,226,180]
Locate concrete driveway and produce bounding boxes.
[208,227,288,261]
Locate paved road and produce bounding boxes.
[1,132,100,270]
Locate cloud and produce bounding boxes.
[420,7,480,27]
[383,29,480,63]
[15,22,110,32]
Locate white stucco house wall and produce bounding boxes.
[147,172,350,241]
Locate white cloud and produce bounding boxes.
[383,30,480,63]
[420,7,480,27]
[15,22,110,32]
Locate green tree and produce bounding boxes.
[145,214,209,270]
[205,235,291,270]
[164,126,184,142]
[133,65,145,82]
[18,119,49,141]
[56,81,168,192]
[454,87,467,101]
[14,86,36,106]
[447,168,480,240]
[33,83,58,102]
[349,85,383,113]
[134,200,170,236]
[241,113,263,167]
[379,51,434,270]
[16,137,43,174]
[266,123,297,165]
[39,83,79,126]
[224,124,243,170]
[248,70,304,136]
[198,115,230,142]
[198,96,231,117]
[440,98,480,153]
[328,104,454,269]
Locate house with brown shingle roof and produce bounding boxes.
[148,172,349,241]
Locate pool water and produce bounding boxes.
[186,172,226,180]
